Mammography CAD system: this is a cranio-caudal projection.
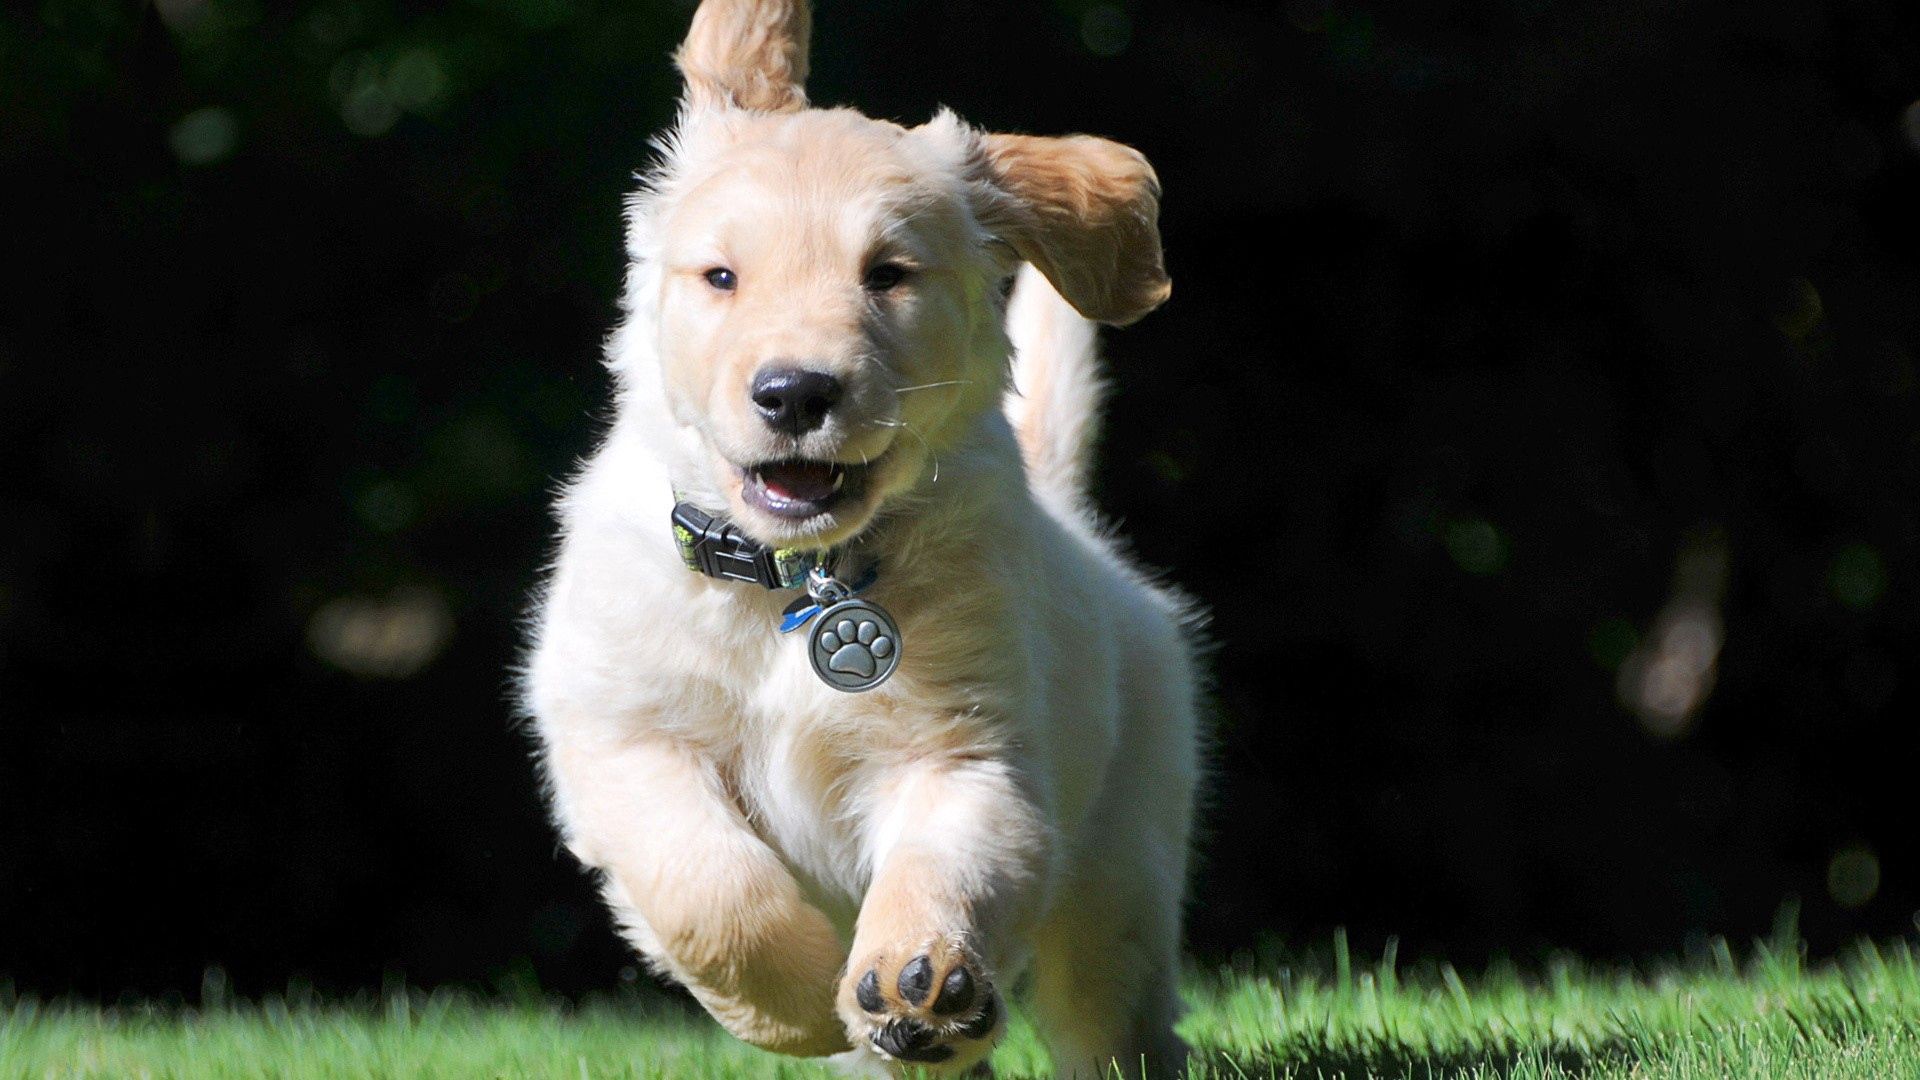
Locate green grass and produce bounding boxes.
[6,933,1919,1078]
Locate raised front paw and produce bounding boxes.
[840,932,1002,1071]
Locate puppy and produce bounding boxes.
[524,1,1200,1075]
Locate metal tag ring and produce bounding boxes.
[806,566,852,604]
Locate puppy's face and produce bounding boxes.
[652,112,1000,548]
[632,0,1171,549]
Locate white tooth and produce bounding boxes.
[831,469,846,492]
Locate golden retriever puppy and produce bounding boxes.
[524,1,1199,1074]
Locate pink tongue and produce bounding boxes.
[760,462,837,503]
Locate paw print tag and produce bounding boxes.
[808,598,902,692]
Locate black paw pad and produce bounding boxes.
[931,965,975,1015]
[897,955,934,1005]
[956,994,998,1040]
[874,1018,939,1059]
[855,968,883,1013]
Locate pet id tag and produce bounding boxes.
[808,598,901,692]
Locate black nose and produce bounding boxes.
[750,367,843,436]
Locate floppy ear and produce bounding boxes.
[675,0,811,113]
[974,132,1171,326]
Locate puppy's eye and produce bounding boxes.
[863,263,909,292]
[703,267,737,292]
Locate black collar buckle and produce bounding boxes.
[671,501,812,590]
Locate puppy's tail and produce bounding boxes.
[1004,264,1106,513]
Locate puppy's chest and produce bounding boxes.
[655,583,999,900]
[722,701,889,904]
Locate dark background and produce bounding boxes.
[4,0,1918,1000]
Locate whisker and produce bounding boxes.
[890,380,970,395]
[898,419,938,484]
[862,416,938,481]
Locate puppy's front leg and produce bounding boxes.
[547,732,850,1056]
[838,758,1049,1072]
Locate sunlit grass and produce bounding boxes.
[5,932,1918,1078]
[1183,930,1920,1079]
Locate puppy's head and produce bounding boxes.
[623,0,1170,549]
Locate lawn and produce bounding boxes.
[5,932,1918,1079]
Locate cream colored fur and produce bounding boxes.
[523,2,1198,1075]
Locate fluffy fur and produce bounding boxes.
[523,2,1199,1075]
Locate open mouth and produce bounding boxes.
[741,458,874,520]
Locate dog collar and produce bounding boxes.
[670,499,902,692]
[670,499,817,590]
